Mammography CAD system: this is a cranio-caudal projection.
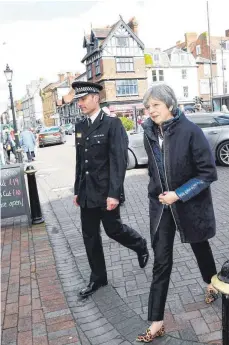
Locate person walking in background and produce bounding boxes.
[20,127,36,162]
[72,81,149,298]
[30,128,38,158]
[2,126,16,163]
[136,83,218,343]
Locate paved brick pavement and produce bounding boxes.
[1,217,82,345]
[1,137,228,345]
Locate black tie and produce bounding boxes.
[88,118,92,128]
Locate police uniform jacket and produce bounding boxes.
[74,111,128,208]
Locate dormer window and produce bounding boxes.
[196,45,201,55]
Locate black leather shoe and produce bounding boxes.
[79,280,108,298]
[138,239,149,268]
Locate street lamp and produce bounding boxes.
[220,39,226,95]
[4,64,23,163]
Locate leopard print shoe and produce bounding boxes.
[136,325,165,343]
[205,288,219,304]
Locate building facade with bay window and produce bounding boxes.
[81,16,147,117]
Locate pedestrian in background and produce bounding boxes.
[136,83,218,343]
[20,127,36,162]
[72,81,149,298]
[2,126,16,163]
[30,128,38,157]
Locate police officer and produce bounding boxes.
[72,81,149,297]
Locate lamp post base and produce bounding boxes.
[16,148,24,163]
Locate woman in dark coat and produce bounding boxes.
[136,84,218,343]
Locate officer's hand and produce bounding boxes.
[73,195,79,207]
[107,197,119,211]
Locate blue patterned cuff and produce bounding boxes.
[175,178,211,202]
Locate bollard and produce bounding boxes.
[211,260,229,345]
[25,165,44,224]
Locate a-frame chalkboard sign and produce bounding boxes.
[1,164,31,226]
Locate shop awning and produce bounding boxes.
[109,103,144,112]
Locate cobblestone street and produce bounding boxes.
[1,135,229,345]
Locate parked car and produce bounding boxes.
[63,123,74,135]
[36,125,45,133]
[38,126,66,147]
[127,113,229,169]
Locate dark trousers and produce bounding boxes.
[6,146,16,160]
[80,206,145,283]
[26,151,35,162]
[148,208,217,321]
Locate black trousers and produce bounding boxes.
[148,208,217,322]
[80,205,145,283]
[26,151,35,162]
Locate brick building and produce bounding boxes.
[57,72,87,125]
[81,16,147,117]
[171,31,229,106]
[40,73,75,126]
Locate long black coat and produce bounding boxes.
[143,113,218,244]
[74,111,128,208]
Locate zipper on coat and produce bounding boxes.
[145,135,164,233]
[163,134,179,232]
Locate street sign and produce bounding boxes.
[1,164,31,225]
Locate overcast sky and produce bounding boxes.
[0,0,229,113]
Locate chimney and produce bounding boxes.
[128,17,138,36]
[225,29,229,37]
[58,73,65,83]
[185,32,198,51]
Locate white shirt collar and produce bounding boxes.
[88,109,101,124]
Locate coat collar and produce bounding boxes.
[82,110,106,137]
[142,108,183,140]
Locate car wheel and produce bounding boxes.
[127,150,136,170]
[216,141,229,166]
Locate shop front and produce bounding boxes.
[108,102,144,119]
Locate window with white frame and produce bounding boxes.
[116,37,129,47]
[183,86,189,98]
[182,69,187,79]
[152,69,164,82]
[159,70,164,81]
[116,79,138,96]
[95,59,101,75]
[196,45,201,55]
[152,70,157,82]
[180,54,186,63]
[116,57,134,72]
[153,54,159,62]
[87,64,92,79]
[204,64,210,76]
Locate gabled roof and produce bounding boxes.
[102,18,144,50]
[81,17,144,63]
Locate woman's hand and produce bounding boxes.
[107,197,119,211]
[159,191,179,205]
